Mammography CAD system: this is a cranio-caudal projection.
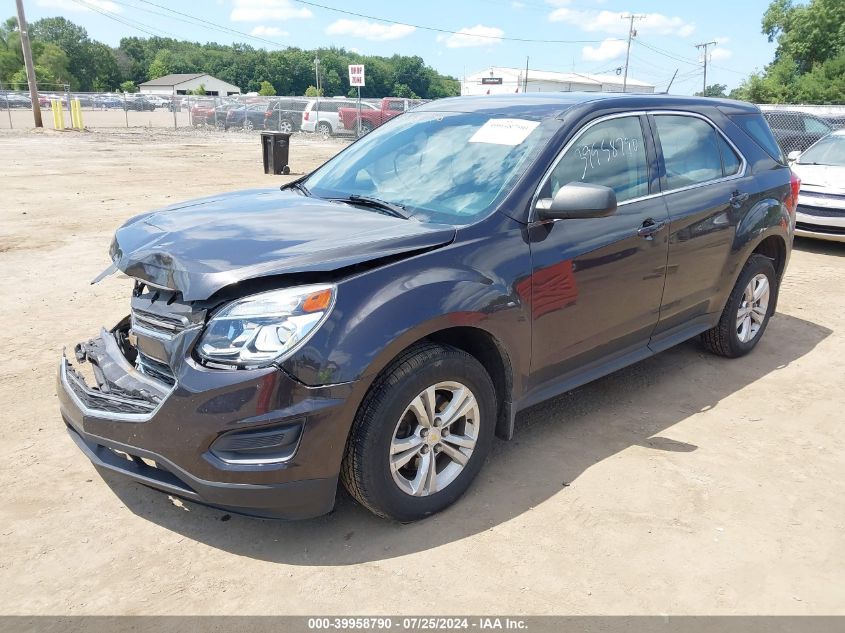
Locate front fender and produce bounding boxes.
[281,219,532,397]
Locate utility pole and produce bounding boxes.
[15,0,42,127]
[524,56,529,92]
[695,41,718,94]
[621,14,644,93]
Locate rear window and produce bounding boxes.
[731,113,786,164]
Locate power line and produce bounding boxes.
[290,0,620,44]
[69,0,177,38]
[124,0,287,49]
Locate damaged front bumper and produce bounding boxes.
[57,325,357,519]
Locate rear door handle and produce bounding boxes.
[730,191,750,207]
[637,218,666,239]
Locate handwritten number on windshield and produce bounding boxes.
[575,137,639,179]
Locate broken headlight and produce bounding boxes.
[197,284,336,367]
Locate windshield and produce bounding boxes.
[303,111,556,224]
[798,133,845,167]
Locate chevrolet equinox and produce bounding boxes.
[58,93,797,521]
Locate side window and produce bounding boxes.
[802,116,830,135]
[717,134,741,176]
[654,115,723,190]
[544,116,649,203]
[388,100,405,111]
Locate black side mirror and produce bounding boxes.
[535,182,618,220]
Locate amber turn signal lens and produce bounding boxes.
[302,289,333,313]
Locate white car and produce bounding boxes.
[300,98,375,136]
[140,95,171,108]
[789,130,845,243]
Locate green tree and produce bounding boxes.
[258,80,276,96]
[147,49,172,80]
[392,83,419,99]
[29,17,91,89]
[734,0,845,103]
[191,83,206,95]
[304,84,322,97]
[695,84,728,97]
[762,0,845,72]
[119,80,137,93]
[10,65,56,89]
[36,43,73,85]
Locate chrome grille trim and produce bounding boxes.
[130,308,191,341]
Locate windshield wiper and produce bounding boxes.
[283,181,311,196]
[333,194,411,220]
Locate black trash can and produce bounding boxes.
[261,131,291,175]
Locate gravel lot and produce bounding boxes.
[1,128,843,616]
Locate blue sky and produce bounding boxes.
[28,0,780,93]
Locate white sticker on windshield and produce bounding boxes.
[469,118,540,146]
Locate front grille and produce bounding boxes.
[796,221,845,235]
[136,352,176,386]
[797,204,845,218]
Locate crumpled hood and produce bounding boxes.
[110,188,456,301]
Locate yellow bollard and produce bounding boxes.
[51,99,64,130]
[70,99,78,129]
[74,99,84,130]
[71,99,83,129]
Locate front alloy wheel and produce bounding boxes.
[342,343,495,521]
[390,382,480,497]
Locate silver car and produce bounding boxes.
[789,130,845,243]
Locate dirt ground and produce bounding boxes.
[0,127,843,616]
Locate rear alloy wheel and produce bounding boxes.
[317,121,332,136]
[278,118,294,134]
[244,119,254,132]
[701,254,777,357]
[342,343,495,521]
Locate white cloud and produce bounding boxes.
[230,0,312,22]
[325,19,415,41]
[549,9,695,38]
[582,38,628,61]
[511,1,526,8]
[37,0,120,12]
[437,25,504,48]
[250,25,288,37]
[710,48,733,61]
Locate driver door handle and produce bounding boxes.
[730,191,750,208]
[637,218,666,239]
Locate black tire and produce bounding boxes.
[317,121,332,136]
[701,254,778,358]
[341,342,496,522]
[357,120,374,137]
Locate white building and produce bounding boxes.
[138,73,241,97]
[462,66,654,96]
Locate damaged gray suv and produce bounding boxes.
[58,93,795,521]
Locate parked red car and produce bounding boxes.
[189,100,217,126]
[338,97,418,136]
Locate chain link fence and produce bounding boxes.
[0,88,429,138]
[3,91,842,158]
[757,104,845,156]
